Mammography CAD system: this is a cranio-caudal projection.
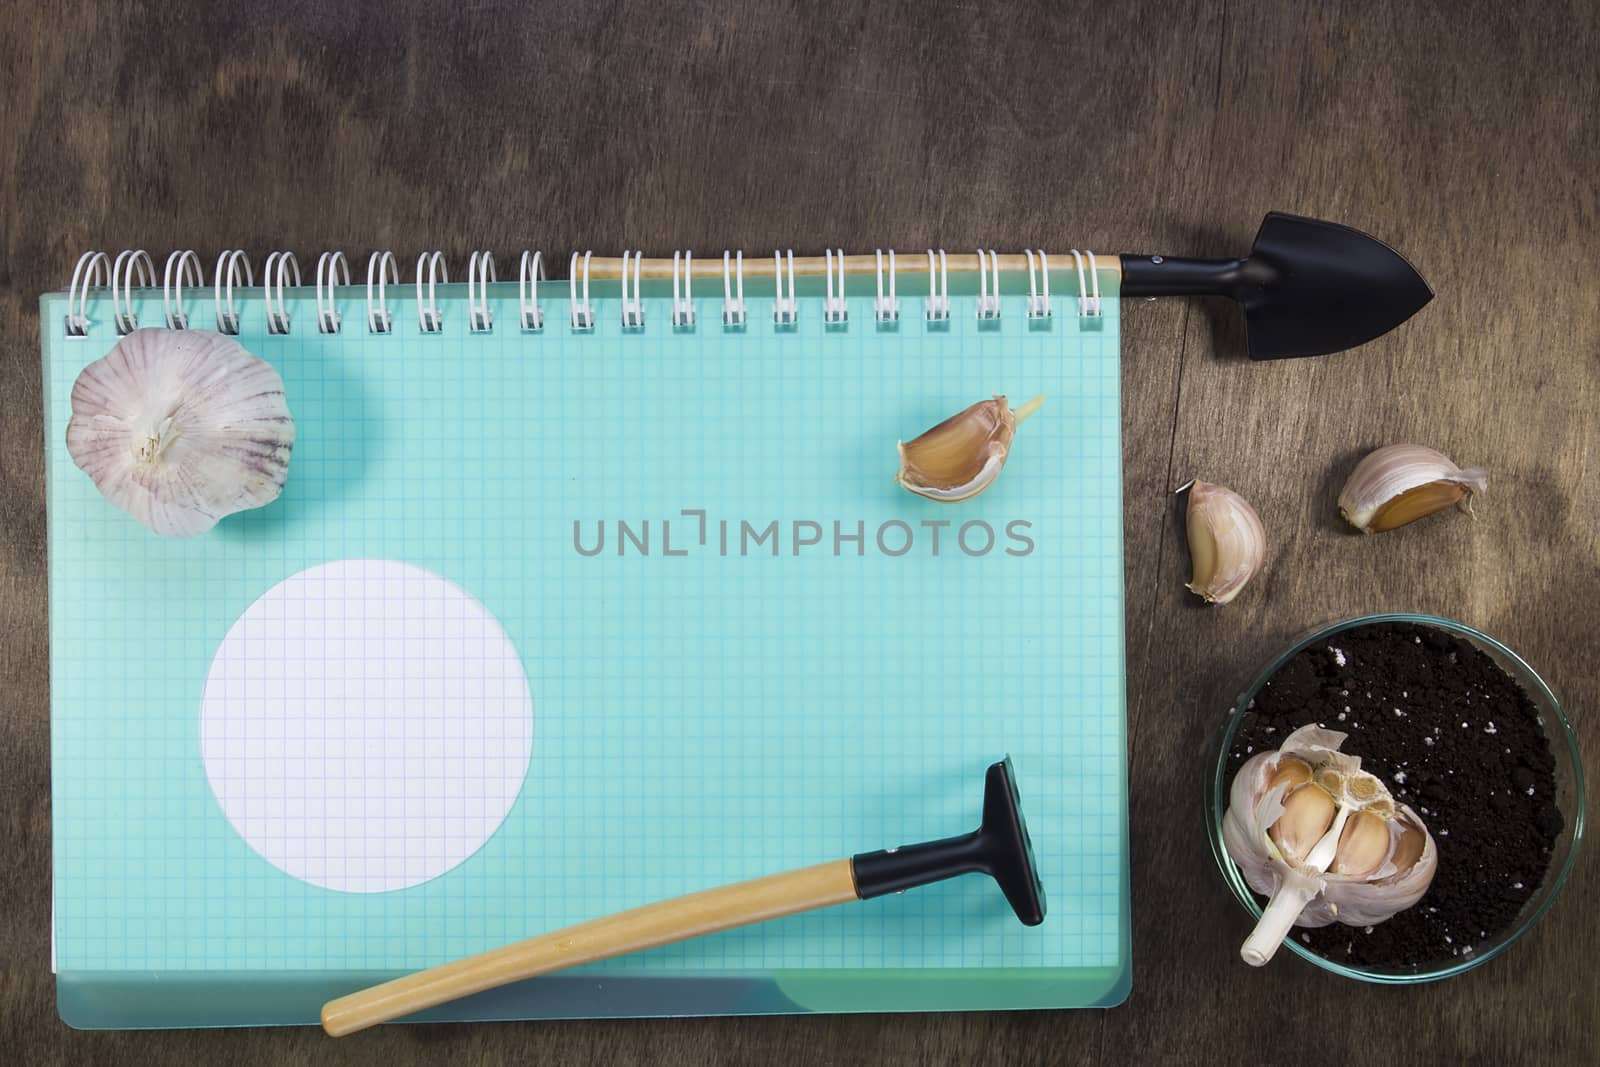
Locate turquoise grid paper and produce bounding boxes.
[42,266,1129,1028]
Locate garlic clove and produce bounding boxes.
[895,395,1042,503]
[66,328,294,537]
[1268,783,1337,861]
[1331,810,1393,878]
[1183,481,1266,604]
[1338,443,1488,534]
[1266,756,1312,794]
[1322,806,1437,925]
[1387,814,1428,874]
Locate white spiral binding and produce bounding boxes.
[110,249,155,334]
[66,251,110,336]
[823,249,847,324]
[620,250,644,329]
[975,249,1001,320]
[415,251,447,333]
[468,250,496,332]
[1024,249,1052,319]
[1071,249,1102,317]
[214,251,253,334]
[366,251,398,333]
[569,251,594,330]
[722,250,746,326]
[874,249,898,323]
[519,251,545,331]
[315,251,350,334]
[773,249,797,325]
[262,252,301,334]
[672,251,695,328]
[66,246,1107,338]
[925,249,949,321]
[161,250,203,330]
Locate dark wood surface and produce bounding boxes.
[3,1,1596,1062]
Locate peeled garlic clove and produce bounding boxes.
[895,394,1042,503]
[1338,444,1488,533]
[1266,756,1312,794]
[1269,784,1338,861]
[1183,481,1265,604]
[1331,810,1393,877]
[66,328,294,537]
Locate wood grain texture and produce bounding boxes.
[1,0,1595,1062]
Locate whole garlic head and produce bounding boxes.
[1222,723,1437,966]
[66,329,295,537]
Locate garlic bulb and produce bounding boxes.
[1338,444,1487,533]
[1223,724,1437,966]
[66,329,294,537]
[895,395,1043,503]
[1183,481,1265,604]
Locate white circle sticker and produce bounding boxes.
[200,560,533,893]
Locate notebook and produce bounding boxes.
[42,248,1130,1028]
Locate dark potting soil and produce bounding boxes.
[1225,621,1564,971]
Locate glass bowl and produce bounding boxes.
[1205,613,1585,982]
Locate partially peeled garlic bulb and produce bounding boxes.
[66,329,295,537]
[895,395,1042,502]
[1223,724,1437,967]
[1183,481,1265,604]
[1338,444,1487,533]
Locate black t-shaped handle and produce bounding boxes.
[852,757,1045,925]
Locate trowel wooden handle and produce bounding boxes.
[320,859,858,1036]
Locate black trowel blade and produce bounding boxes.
[1243,212,1434,360]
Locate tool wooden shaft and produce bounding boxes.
[320,859,859,1036]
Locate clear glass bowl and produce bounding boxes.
[1205,613,1585,982]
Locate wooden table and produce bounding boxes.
[3,1,1595,1061]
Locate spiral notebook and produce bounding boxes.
[41,248,1130,1029]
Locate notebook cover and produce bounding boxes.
[41,269,1130,1028]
